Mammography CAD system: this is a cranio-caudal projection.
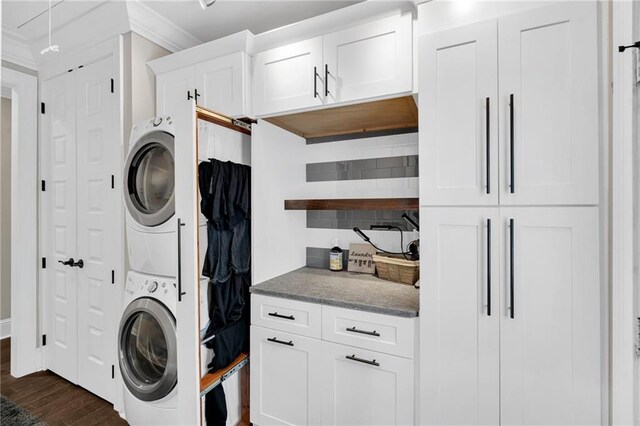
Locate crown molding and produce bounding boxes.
[1,27,37,70]
[126,0,202,53]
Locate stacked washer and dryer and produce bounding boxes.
[119,117,209,425]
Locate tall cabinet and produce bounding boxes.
[419,3,601,425]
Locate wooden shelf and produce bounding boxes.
[200,353,249,397]
[265,95,418,140]
[284,198,419,211]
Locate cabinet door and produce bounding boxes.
[500,207,600,425]
[321,341,413,426]
[196,52,249,117]
[419,20,498,206]
[252,37,324,116]
[498,3,598,205]
[420,207,500,425]
[250,325,322,426]
[156,66,197,116]
[323,14,412,104]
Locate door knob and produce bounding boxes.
[58,258,74,266]
[72,259,84,269]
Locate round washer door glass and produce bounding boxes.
[119,298,177,401]
[125,131,175,227]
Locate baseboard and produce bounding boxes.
[0,318,11,339]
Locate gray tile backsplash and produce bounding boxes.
[307,210,419,231]
[306,155,419,182]
[306,247,350,270]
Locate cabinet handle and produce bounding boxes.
[486,97,491,194]
[313,67,319,98]
[324,64,330,97]
[268,312,295,321]
[194,89,201,100]
[345,354,379,367]
[487,218,492,316]
[187,90,193,100]
[267,337,294,347]
[177,218,186,302]
[509,218,515,319]
[346,326,380,337]
[509,94,515,194]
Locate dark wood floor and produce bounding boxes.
[1,338,127,425]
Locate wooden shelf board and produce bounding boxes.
[200,353,249,396]
[284,198,419,211]
[265,95,418,140]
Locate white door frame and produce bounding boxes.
[610,0,637,424]
[2,66,40,377]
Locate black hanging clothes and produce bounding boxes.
[198,159,251,426]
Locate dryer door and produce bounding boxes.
[119,298,177,401]
[124,130,175,227]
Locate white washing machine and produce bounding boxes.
[124,117,207,277]
[119,270,212,425]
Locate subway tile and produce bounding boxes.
[362,168,392,179]
[376,156,407,169]
[306,155,419,182]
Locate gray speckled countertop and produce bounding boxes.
[250,267,419,317]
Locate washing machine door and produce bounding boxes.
[124,130,175,227]
[119,298,177,401]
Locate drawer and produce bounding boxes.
[251,294,322,339]
[321,305,416,359]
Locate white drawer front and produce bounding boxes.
[251,294,322,339]
[321,305,416,359]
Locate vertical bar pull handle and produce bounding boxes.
[313,67,319,98]
[177,218,186,302]
[487,218,492,316]
[509,218,515,319]
[509,94,515,194]
[486,97,491,195]
[324,64,330,97]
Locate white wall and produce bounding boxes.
[0,96,11,322]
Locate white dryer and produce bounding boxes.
[124,117,207,277]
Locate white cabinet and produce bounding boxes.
[250,325,322,426]
[419,3,598,206]
[252,37,324,116]
[253,13,413,117]
[499,207,600,425]
[420,208,500,425]
[419,20,498,206]
[321,341,414,426]
[323,14,412,105]
[156,52,250,118]
[498,3,598,205]
[420,207,600,426]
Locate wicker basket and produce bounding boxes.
[372,254,420,285]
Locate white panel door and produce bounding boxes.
[75,56,117,403]
[321,341,414,426]
[156,66,197,116]
[252,37,324,116]
[323,14,412,104]
[250,325,322,426]
[420,207,500,425]
[419,20,498,206]
[498,3,598,205]
[500,207,600,425]
[196,52,248,117]
[43,71,78,383]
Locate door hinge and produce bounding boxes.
[111,175,115,189]
[112,365,115,379]
[110,78,114,94]
[40,102,45,114]
[42,257,46,269]
[42,335,47,346]
[111,270,115,284]
[41,180,46,192]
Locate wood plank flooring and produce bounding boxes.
[0,338,127,425]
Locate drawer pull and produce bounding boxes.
[268,312,295,320]
[267,337,294,347]
[346,354,379,367]
[346,326,380,337]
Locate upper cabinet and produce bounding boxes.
[155,51,251,118]
[253,13,413,117]
[419,3,598,206]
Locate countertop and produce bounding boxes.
[250,267,419,317]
